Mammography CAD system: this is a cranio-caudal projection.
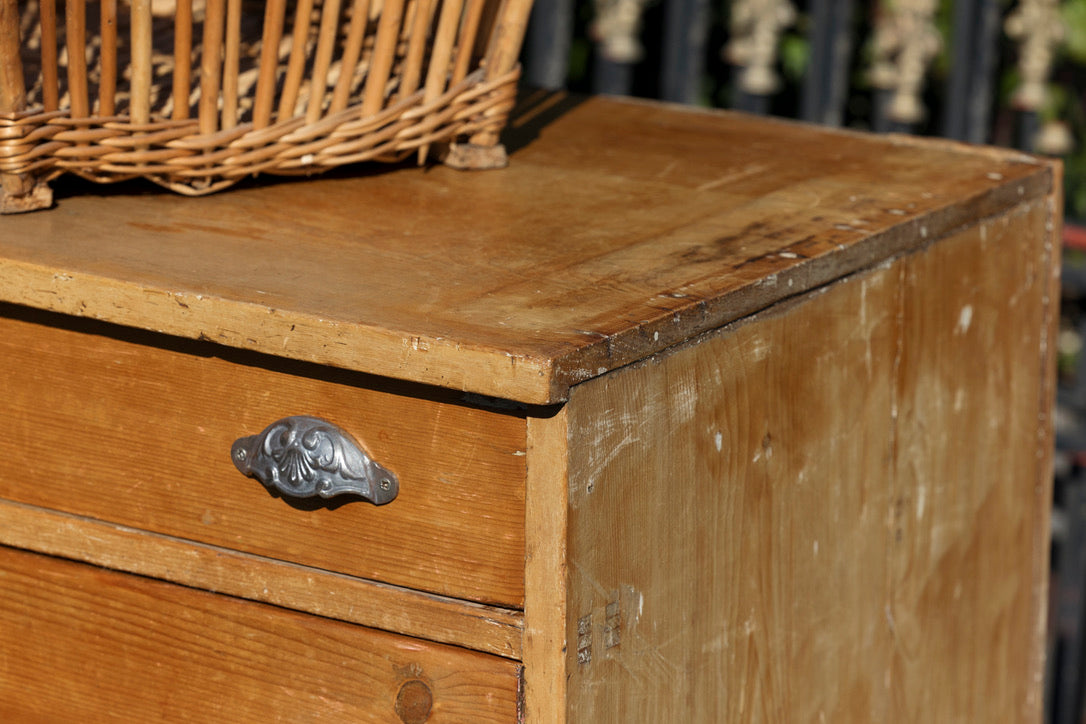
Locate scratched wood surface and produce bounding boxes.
[556,198,1058,721]
[0,304,527,607]
[0,545,521,722]
[0,94,1055,403]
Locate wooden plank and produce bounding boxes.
[561,200,1055,720]
[0,545,521,721]
[0,305,527,607]
[1041,166,1064,713]
[0,97,1055,403]
[880,199,1054,720]
[523,409,570,722]
[0,499,523,659]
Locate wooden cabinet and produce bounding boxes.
[0,95,1059,721]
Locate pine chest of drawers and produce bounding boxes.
[0,95,1060,721]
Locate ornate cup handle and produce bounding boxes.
[231,416,398,505]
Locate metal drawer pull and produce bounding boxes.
[231,416,398,504]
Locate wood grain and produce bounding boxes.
[523,409,570,721]
[0,545,521,721]
[0,306,527,607]
[0,96,1055,403]
[0,499,523,659]
[560,200,1056,721]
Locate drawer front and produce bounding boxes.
[0,545,521,721]
[0,307,526,606]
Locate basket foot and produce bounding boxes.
[439,142,509,170]
[1,175,53,214]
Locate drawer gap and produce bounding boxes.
[0,498,524,660]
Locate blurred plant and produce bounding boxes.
[1063,0,1086,60]
[779,27,810,82]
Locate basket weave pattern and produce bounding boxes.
[0,0,531,212]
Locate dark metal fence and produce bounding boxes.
[522,0,1065,150]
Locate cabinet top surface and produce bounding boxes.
[0,93,1055,403]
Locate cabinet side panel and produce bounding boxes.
[564,200,1055,722]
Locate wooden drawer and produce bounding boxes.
[0,306,527,607]
[0,545,521,721]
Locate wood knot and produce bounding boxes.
[395,679,433,724]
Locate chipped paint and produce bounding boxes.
[955,305,973,335]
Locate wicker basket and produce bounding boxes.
[0,0,531,212]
